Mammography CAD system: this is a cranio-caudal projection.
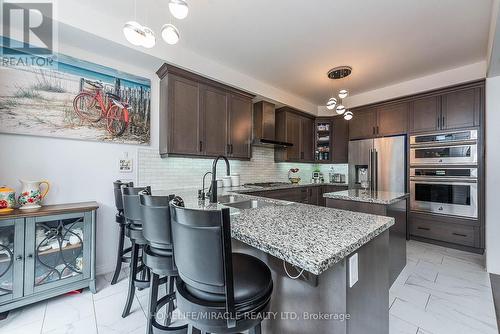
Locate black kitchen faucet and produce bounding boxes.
[210,155,231,203]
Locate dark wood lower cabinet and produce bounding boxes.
[409,212,482,252]
[251,185,347,207]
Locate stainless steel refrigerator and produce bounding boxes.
[348,136,406,193]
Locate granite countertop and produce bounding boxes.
[229,181,348,194]
[323,189,409,205]
[157,187,394,276]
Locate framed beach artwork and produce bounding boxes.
[0,42,151,145]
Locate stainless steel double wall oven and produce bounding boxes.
[409,130,478,219]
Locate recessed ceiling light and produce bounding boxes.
[161,24,180,45]
[169,0,189,19]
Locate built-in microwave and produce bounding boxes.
[410,130,477,146]
[410,168,478,218]
[410,144,478,166]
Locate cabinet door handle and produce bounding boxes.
[227,144,231,154]
[199,141,203,152]
[27,254,33,259]
[230,144,234,154]
[16,255,23,261]
[417,227,430,231]
[437,115,441,129]
[452,232,467,237]
[373,126,375,135]
[376,126,379,135]
[442,116,446,128]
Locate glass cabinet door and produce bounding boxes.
[0,219,24,303]
[24,212,91,294]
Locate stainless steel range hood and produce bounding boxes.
[252,101,293,148]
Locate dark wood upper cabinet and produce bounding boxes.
[275,107,315,162]
[409,85,481,134]
[228,94,252,159]
[284,111,301,161]
[157,64,254,159]
[301,117,314,161]
[349,108,377,140]
[167,74,202,155]
[376,102,408,136]
[441,87,480,130]
[332,116,349,163]
[201,84,228,156]
[410,95,440,134]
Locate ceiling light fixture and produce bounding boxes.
[124,0,187,48]
[325,66,353,120]
[123,21,145,46]
[161,24,180,45]
[142,26,156,48]
[343,111,353,120]
[169,0,189,19]
[326,97,337,110]
[338,89,349,99]
[336,105,345,115]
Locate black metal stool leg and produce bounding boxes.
[111,224,126,285]
[147,273,160,334]
[249,323,262,334]
[122,241,138,318]
[165,275,175,326]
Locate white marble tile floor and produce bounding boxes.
[0,241,497,334]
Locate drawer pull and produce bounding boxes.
[417,227,430,231]
[452,232,467,237]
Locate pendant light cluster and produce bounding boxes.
[123,0,188,48]
[325,66,354,120]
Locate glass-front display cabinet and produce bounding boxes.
[0,203,97,314]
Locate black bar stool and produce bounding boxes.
[121,186,152,318]
[140,193,188,334]
[169,199,273,334]
[111,180,134,285]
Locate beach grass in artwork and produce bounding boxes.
[0,44,151,145]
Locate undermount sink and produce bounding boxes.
[217,195,240,203]
[222,199,275,210]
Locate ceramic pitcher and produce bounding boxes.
[18,180,50,210]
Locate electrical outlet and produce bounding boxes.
[349,253,359,288]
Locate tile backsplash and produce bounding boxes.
[138,146,348,190]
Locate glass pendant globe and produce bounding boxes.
[123,21,145,46]
[169,0,189,19]
[338,89,349,99]
[161,24,180,45]
[344,111,353,120]
[142,26,156,48]
[336,105,346,115]
[326,97,337,110]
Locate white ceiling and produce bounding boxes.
[61,0,493,105]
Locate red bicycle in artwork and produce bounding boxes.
[73,80,130,136]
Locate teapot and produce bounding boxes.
[0,186,16,213]
[18,180,50,210]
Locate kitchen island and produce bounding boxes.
[158,187,394,334]
[324,189,409,286]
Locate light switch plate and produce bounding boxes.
[349,253,359,288]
